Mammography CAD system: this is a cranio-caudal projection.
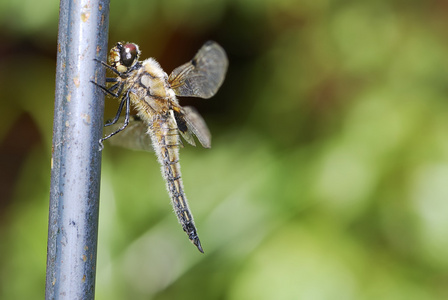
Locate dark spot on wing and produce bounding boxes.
[173,110,188,133]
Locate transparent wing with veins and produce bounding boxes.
[179,106,211,148]
[104,116,153,152]
[168,41,228,99]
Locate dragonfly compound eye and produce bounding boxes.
[121,43,139,67]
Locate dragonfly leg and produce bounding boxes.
[94,58,122,76]
[104,84,126,127]
[98,90,131,150]
[91,80,122,98]
[102,81,120,95]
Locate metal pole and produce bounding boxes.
[46,0,109,298]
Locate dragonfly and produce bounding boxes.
[93,41,228,253]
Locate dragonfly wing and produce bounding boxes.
[173,109,196,147]
[182,106,211,148]
[104,116,153,152]
[168,41,228,99]
[178,130,196,147]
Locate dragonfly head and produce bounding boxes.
[109,42,141,73]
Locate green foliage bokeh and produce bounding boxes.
[1,0,448,299]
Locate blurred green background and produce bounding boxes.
[2,0,448,299]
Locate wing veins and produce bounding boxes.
[168,41,228,99]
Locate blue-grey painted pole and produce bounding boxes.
[46,0,109,299]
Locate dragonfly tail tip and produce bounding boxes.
[194,238,204,253]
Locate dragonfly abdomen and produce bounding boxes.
[149,115,203,253]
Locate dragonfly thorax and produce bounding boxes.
[138,58,175,100]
